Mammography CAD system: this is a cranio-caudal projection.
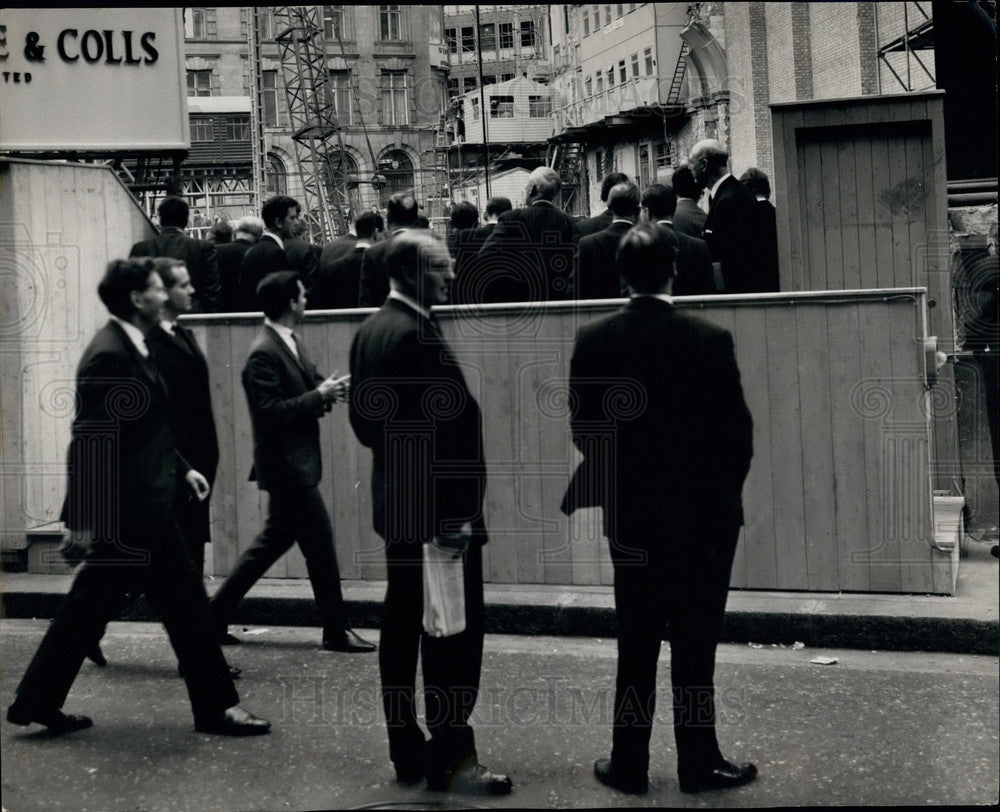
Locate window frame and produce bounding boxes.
[489,94,515,119]
[190,117,214,142]
[378,5,402,42]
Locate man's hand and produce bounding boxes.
[59,528,95,566]
[186,469,211,501]
[318,371,351,404]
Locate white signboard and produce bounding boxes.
[0,8,188,151]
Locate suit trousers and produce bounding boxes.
[13,521,239,725]
[608,524,739,781]
[379,540,485,773]
[175,489,211,576]
[210,486,347,638]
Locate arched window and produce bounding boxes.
[377,150,414,199]
[266,154,287,196]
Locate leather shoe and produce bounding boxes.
[593,758,648,795]
[194,705,271,736]
[394,756,425,784]
[322,629,376,653]
[7,705,93,734]
[678,760,757,793]
[426,763,513,796]
[86,643,107,667]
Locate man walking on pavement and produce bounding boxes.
[210,271,374,654]
[561,222,756,795]
[7,258,268,737]
[349,231,512,796]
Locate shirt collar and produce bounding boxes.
[263,230,285,250]
[631,292,674,305]
[159,319,177,335]
[355,240,373,249]
[709,172,732,200]
[264,317,295,342]
[611,218,633,226]
[388,289,431,320]
[656,219,674,226]
[110,316,149,357]
[531,199,555,207]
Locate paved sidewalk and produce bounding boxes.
[3,540,996,654]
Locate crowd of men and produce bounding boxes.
[8,138,768,800]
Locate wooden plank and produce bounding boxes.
[818,105,848,291]
[800,136,828,290]
[885,122,913,287]
[852,102,879,292]
[837,130,863,290]
[867,112,896,289]
[783,109,807,290]
[200,320,235,578]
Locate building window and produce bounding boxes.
[619,59,627,84]
[262,70,284,127]
[644,47,654,75]
[582,8,590,36]
[490,95,515,118]
[638,143,651,185]
[266,154,287,196]
[447,77,459,99]
[655,140,673,172]
[463,76,477,94]
[470,98,480,121]
[329,71,352,125]
[605,5,613,26]
[445,27,457,54]
[520,20,535,48]
[500,72,514,82]
[259,9,275,40]
[593,4,600,28]
[617,4,624,18]
[479,23,496,52]
[186,70,212,97]
[461,26,475,53]
[225,116,250,141]
[498,22,514,50]
[190,117,213,142]
[381,71,408,125]
[528,95,552,117]
[606,67,614,88]
[323,6,345,41]
[379,149,414,198]
[631,52,639,78]
[584,75,593,96]
[482,74,497,86]
[379,5,401,41]
[595,72,603,94]
[629,3,637,11]
[184,8,216,39]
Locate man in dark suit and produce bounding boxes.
[6,259,269,737]
[640,183,716,296]
[130,196,221,313]
[690,139,768,294]
[217,216,263,312]
[209,271,374,654]
[285,217,322,290]
[670,164,708,240]
[358,193,419,307]
[575,172,629,238]
[739,167,781,293]
[561,223,755,796]
[309,211,383,309]
[450,196,512,305]
[577,181,637,300]
[349,232,512,796]
[234,195,300,311]
[319,230,359,270]
[478,167,579,302]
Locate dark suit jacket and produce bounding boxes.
[358,229,409,307]
[130,228,221,313]
[561,296,753,545]
[285,237,321,291]
[704,176,766,294]
[478,201,579,302]
[309,244,366,310]
[216,239,254,313]
[578,220,632,300]
[655,221,716,297]
[319,233,358,270]
[236,235,289,311]
[575,208,613,238]
[349,298,487,543]
[670,198,707,239]
[242,325,328,491]
[450,223,494,305]
[753,199,781,293]
[61,321,189,541]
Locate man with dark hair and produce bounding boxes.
[130,196,222,313]
[576,171,630,237]
[310,211,384,309]
[689,139,768,294]
[217,215,264,312]
[7,258,268,737]
[562,221,755,796]
[234,195,300,310]
[577,181,638,300]
[640,183,716,296]
[739,167,780,293]
[349,232,512,796]
[450,197,513,305]
[358,193,420,306]
[209,221,233,244]
[669,165,708,239]
[209,271,374,655]
[477,167,579,302]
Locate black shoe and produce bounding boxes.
[991,544,998,559]
[86,644,107,667]
[593,758,648,795]
[426,763,513,796]
[321,629,376,653]
[194,706,271,736]
[7,705,93,734]
[219,632,241,646]
[679,760,758,793]
[394,756,425,784]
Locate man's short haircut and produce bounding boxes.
[385,193,420,228]
[354,210,384,240]
[261,195,300,229]
[414,215,430,229]
[151,257,187,289]
[385,231,440,284]
[485,196,513,218]
[234,215,265,239]
[690,140,729,175]
[526,166,561,203]
[209,221,233,243]
[671,165,701,200]
[256,270,301,319]
[600,172,629,203]
[97,257,158,320]
[640,183,678,220]
[616,222,676,293]
[739,167,771,199]
[157,196,190,228]
[450,201,479,231]
[607,181,640,218]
